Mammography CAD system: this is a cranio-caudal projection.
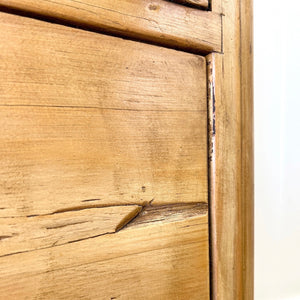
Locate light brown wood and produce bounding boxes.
[207,0,254,299]
[0,205,141,256]
[0,0,221,53]
[0,12,208,218]
[0,0,255,297]
[169,0,209,9]
[0,11,207,110]
[211,0,223,14]
[0,203,210,299]
[240,0,254,297]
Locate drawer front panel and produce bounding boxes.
[0,9,210,300]
[0,12,207,218]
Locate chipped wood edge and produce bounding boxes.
[206,0,253,299]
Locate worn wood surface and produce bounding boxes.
[0,0,221,53]
[0,0,254,297]
[0,12,208,218]
[0,205,141,256]
[168,0,209,9]
[0,203,209,299]
[207,0,254,299]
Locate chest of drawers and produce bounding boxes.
[0,1,253,299]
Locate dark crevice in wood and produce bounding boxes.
[51,204,143,216]
[208,0,212,11]
[81,199,101,203]
[0,236,13,241]
[167,0,210,10]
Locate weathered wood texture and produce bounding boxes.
[0,12,208,218]
[0,0,221,53]
[0,205,141,256]
[0,203,210,299]
[208,0,254,299]
[168,0,209,9]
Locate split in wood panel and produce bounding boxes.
[0,205,141,257]
[0,203,209,299]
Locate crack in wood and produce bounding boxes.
[0,203,207,258]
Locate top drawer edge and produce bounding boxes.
[0,0,221,54]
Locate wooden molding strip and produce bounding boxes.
[207,0,254,299]
[0,0,221,53]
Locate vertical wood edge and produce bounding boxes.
[206,53,216,300]
[206,0,253,298]
[240,0,254,298]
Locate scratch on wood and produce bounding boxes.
[45,221,88,230]
[81,199,101,202]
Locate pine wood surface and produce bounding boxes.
[0,11,210,298]
[0,0,254,298]
[208,0,254,299]
[0,12,208,218]
[0,205,141,256]
[0,0,221,53]
[0,203,209,299]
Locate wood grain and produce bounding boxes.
[0,205,141,257]
[0,12,208,218]
[211,0,222,14]
[0,203,210,299]
[168,0,209,9]
[207,0,254,298]
[0,0,221,53]
[0,12,207,110]
[240,0,254,297]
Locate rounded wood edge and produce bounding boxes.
[207,0,253,299]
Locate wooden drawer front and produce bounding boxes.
[0,0,221,53]
[0,12,207,217]
[0,12,209,299]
